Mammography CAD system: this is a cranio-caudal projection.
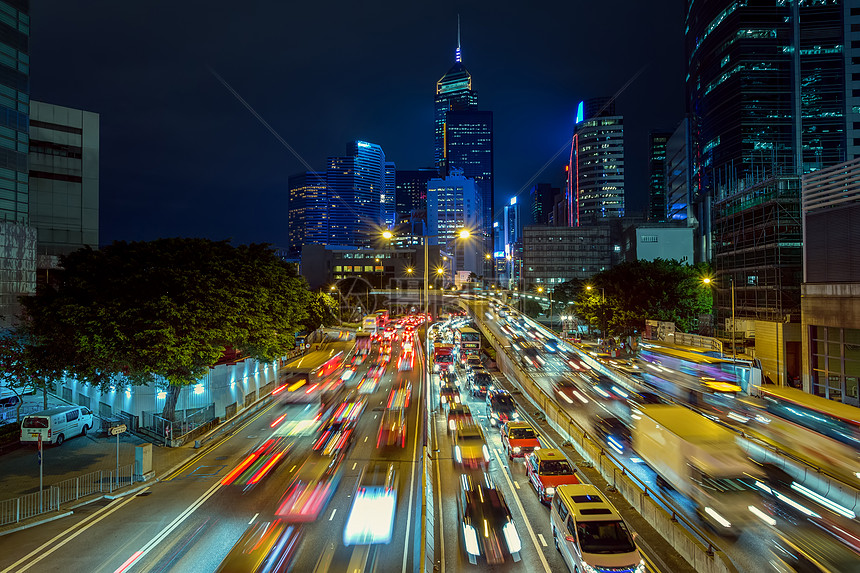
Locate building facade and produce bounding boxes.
[426,171,481,275]
[529,182,557,226]
[395,168,435,224]
[326,140,387,248]
[622,224,694,264]
[28,101,99,259]
[384,161,396,229]
[647,131,671,222]
[800,158,860,407]
[287,171,327,257]
[567,98,625,226]
[0,0,28,226]
[665,118,693,224]
[521,225,613,287]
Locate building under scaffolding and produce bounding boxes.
[713,175,803,384]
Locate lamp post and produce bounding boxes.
[703,276,735,362]
[330,285,341,323]
[586,285,606,338]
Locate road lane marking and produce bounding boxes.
[329,508,337,521]
[538,533,547,546]
[115,480,223,571]
[352,461,357,470]
[401,362,423,573]
[513,480,520,489]
[2,488,145,573]
[492,448,552,573]
[313,543,337,573]
[248,512,258,525]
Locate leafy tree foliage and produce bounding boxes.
[301,292,338,332]
[522,299,542,318]
[20,239,311,420]
[573,259,712,337]
[553,278,584,303]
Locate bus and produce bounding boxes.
[455,326,481,362]
[375,309,390,329]
[741,386,860,487]
[638,345,750,420]
[276,351,345,405]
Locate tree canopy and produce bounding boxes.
[19,238,312,419]
[573,259,712,337]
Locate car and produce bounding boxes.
[446,404,473,433]
[486,390,520,427]
[453,423,490,468]
[343,461,398,546]
[464,355,483,371]
[457,473,522,565]
[215,519,302,572]
[221,435,295,489]
[553,376,589,406]
[276,454,343,521]
[550,484,644,573]
[593,415,631,454]
[525,448,580,504]
[440,370,459,388]
[501,422,541,460]
[312,418,355,457]
[440,383,461,408]
[468,369,492,398]
[377,408,407,448]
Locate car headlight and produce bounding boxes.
[512,446,521,453]
[491,412,499,419]
[636,560,646,573]
[512,411,520,419]
[463,524,480,555]
[582,563,598,573]
[482,445,490,462]
[455,446,462,463]
[441,395,447,403]
[502,521,521,553]
[448,420,456,431]
[545,486,555,497]
[454,395,461,403]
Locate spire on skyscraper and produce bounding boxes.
[455,15,461,63]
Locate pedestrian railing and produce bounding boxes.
[0,463,137,527]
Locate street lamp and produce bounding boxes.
[330,285,341,323]
[702,276,735,362]
[586,285,606,338]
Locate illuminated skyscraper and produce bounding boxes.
[434,24,494,261]
[288,171,327,256]
[426,169,481,275]
[395,168,436,223]
[384,161,396,228]
[567,98,625,226]
[326,140,387,248]
[647,131,671,222]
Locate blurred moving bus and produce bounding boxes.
[455,326,481,362]
[276,351,344,405]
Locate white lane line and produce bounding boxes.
[538,533,548,546]
[401,364,423,573]
[352,462,357,470]
[2,490,144,573]
[329,508,337,521]
[116,480,224,571]
[248,512,258,525]
[492,448,552,573]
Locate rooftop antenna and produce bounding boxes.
[455,14,462,62]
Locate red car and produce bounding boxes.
[501,422,541,460]
[524,448,579,504]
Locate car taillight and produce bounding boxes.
[48,429,52,438]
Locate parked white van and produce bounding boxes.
[20,406,94,446]
[550,483,644,573]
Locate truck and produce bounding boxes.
[432,343,456,373]
[632,405,763,535]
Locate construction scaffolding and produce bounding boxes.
[713,175,802,341]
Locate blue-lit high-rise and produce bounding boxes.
[384,161,396,229]
[326,140,387,248]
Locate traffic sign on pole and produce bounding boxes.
[109,424,127,436]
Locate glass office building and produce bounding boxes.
[0,0,29,224]
[287,171,327,257]
[648,131,671,222]
[326,141,387,248]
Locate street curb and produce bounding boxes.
[104,482,155,500]
[0,510,73,537]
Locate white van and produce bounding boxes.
[20,406,94,446]
[550,484,644,573]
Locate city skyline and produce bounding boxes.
[30,1,685,248]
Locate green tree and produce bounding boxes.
[574,259,712,337]
[522,299,542,318]
[553,278,584,303]
[21,238,310,420]
[301,292,338,332]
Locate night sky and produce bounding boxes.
[31,1,685,248]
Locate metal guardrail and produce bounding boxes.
[0,463,137,527]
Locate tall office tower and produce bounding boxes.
[426,169,481,275]
[686,0,860,262]
[529,183,557,226]
[0,0,28,225]
[434,33,478,171]
[503,197,519,251]
[395,168,436,224]
[647,131,671,222]
[665,118,693,224]
[0,0,31,327]
[287,171,327,257]
[29,101,99,258]
[566,98,625,226]
[434,30,494,266]
[384,161,396,229]
[326,140,387,248]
